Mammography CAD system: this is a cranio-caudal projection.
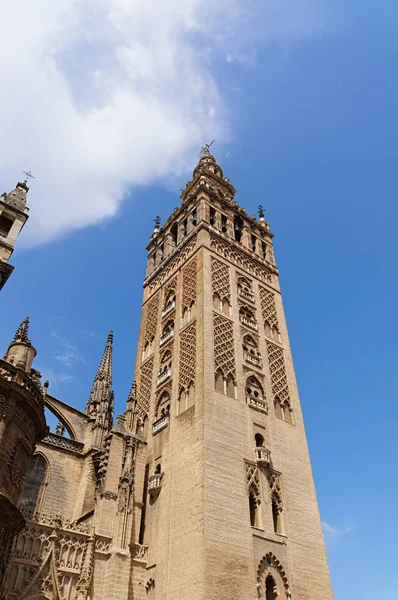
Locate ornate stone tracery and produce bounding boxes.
[213,313,236,380]
[137,358,154,418]
[144,294,159,345]
[246,463,261,505]
[266,342,290,404]
[148,238,197,293]
[259,287,279,330]
[210,234,274,285]
[179,322,196,391]
[181,258,197,313]
[211,256,231,303]
[256,553,291,599]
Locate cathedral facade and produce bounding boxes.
[0,151,334,599]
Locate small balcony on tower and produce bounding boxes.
[160,320,174,347]
[157,365,172,386]
[255,446,271,466]
[239,307,258,331]
[162,299,176,319]
[148,469,163,497]
[237,277,255,304]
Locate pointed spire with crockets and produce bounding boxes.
[85,331,114,429]
[14,316,31,343]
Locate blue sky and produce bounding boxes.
[1,1,398,597]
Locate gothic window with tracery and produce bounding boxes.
[19,453,48,513]
[246,463,261,528]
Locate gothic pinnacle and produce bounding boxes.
[85,330,114,417]
[14,316,30,343]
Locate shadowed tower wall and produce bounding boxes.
[131,150,334,600]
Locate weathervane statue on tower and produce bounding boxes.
[198,140,215,159]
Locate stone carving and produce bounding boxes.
[266,342,290,404]
[181,257,197,312]
[42,433,84,453]
[210,233,274,285]
[246,463,261,505]
[137,357,154,418]
[267,470,283,513]
[259,287,279,329]
[256,552,291,596]
[211,256,231,302]
[213,313,236,380]
[148,238,197,293]
[144,293,160,345]
[179,322,196,391]
[8,437,32,488]
[3,518,96,600]
[132,543,148,562]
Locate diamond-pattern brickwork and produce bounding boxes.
[210,234,273,285]
[213,313,236,379]
[259,287,279,329]
[138,358,154,417]
[144,294,159,344]
[211,257,230,302]
[181,258,197,312]
[179,322,196,390]
[266,342,290,404]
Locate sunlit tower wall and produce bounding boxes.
[130,149,334,600]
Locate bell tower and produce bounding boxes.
[128,147,334,600]
[0,180,30,291]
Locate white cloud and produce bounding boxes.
[50,330,85,368]
[0,0,327,245]
[322,520,353,544]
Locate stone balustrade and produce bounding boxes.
[255,446,271,466]
[246,396,268,414]
[162,300,176,318]
[240,316,258,331]
[160,329,174,346]
[152,413,170,435]
[157,366,172,386]
[148,473,163,496]
[42,432,84,454]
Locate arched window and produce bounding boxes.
[222,297,230,315]
[271,325,281,343]
[255,433,265,448]
[156,391,171,419]
[265,574,277,600]
[272,497,282,533]
[246,376,264,404]
[215,369,224,394]
[20,454,48,513]
[274,396,283,420]
[249,490,258,527]
[213,292,221,310]
[226,373,235,398]
[234,216,243,242]
[264,320,271,338]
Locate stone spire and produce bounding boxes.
[14,316,30,342]
[85,332,114,442]
[3,316,37,372]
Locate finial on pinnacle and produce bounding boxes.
[198,140,215,159]
[14,316,30,342]
[257,205,265,219]
[154,216,161,231]
[22,170,35,184]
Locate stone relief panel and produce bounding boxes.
[266,342,290,404]
[211,256,231,302]
[213,313,236,380]
[2,513,98,600]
